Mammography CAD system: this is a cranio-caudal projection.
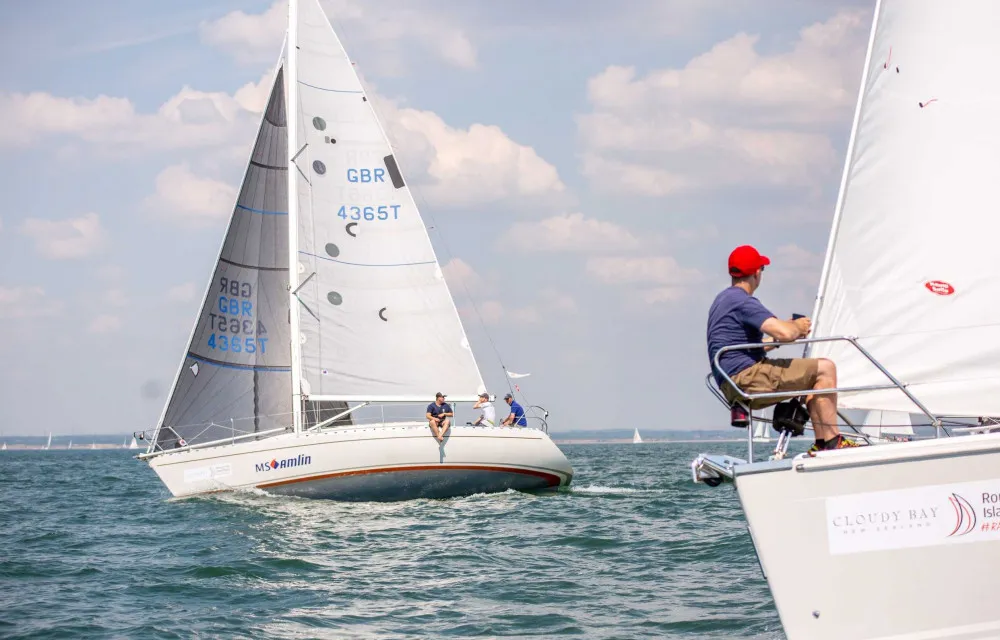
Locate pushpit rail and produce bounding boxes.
[692,335,943,485]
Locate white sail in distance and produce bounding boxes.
[807,1,1000,417]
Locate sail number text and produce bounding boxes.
[337,205,401,221]
[206,277,269,354]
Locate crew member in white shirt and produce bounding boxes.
[470,392,496,427]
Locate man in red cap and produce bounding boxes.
[706,245,856,451]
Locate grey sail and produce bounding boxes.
[155,67,293,450]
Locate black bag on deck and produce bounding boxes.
[772,399,808,437]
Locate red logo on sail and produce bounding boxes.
[925,280,954,296]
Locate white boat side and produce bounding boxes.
[735,432,1000,639]
[144,424,572,501]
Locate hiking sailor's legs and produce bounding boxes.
[805,358,839,442]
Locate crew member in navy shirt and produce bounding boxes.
[706,245,856,451]
[426,392,453,443]
[501,393,528,427]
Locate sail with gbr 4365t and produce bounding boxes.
[690,1,1000,638]
[138,0,572,501]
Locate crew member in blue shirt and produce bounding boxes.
[706,244,856,452]
[426,392,453,442]
[501,393,528,427]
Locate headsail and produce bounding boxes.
[288,0,486,403]
[808,1,1000,417]
[154,63,293,449]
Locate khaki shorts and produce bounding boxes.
[721,358,820,410]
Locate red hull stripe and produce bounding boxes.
[257,464,563,489]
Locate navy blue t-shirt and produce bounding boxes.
[706,286,776,385]
[508,400,527,427]
[427,402,453,418]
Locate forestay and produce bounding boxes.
[155,65,292,449]
[290,0,486,402]
[807,0,1000,417]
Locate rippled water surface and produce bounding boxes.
[1,442,785,639]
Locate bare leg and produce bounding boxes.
[429,419,444,442]
[806,358,840,442]
[441,417,451,438]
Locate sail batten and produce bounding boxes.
[807,0,1000,417]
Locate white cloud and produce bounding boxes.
[768,243,824,288]
[586,256,704,304]
[88,314,123,334]
[20,213,106,260]
[143,164,238,226]
[0,286,63,319]
[577,9,867,196]
[381,99,565,206]
[167,283,198,303]
[200,0,476,70]
[102,289,128,307]
[0,77,269,150]
[501,213,640,252]
[441,258,482,291]
[199,1,286,64]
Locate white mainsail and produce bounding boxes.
[129,437,139,450]
[807,1,1000,418]
[1,442,6,451]
[44,432,51,450]
[291,0,486,404]
[632,428,642,444]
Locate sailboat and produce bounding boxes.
[1,442,7,451]
[691,1,1000,637]
[750,420,770,443]
[67,440,73,450]
[860,409,913,443]
[632,428,642,444]
[91,442,97,450]
[128,437,139,450]
[138,0,573,501]
[43,432,51,450]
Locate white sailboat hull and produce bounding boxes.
[146,424,572,501]
[735,432,1000,639]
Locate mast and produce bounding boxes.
[805,0,883,356]
[286,0,304,436]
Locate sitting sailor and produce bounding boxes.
[706,244,857,452]
[469,392,496,427]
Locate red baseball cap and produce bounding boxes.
[728,245,770,277]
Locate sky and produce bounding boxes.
[0,0,875,435]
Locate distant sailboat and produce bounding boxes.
[91,442,97,450]
[121,439,127,449]
[67,440,73,449]
[861,409,913,443]
[1,442,7,451]
[129,437,139,450]
[751,420,771,443]
[43,432,51,450]
[632,428,643,444]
